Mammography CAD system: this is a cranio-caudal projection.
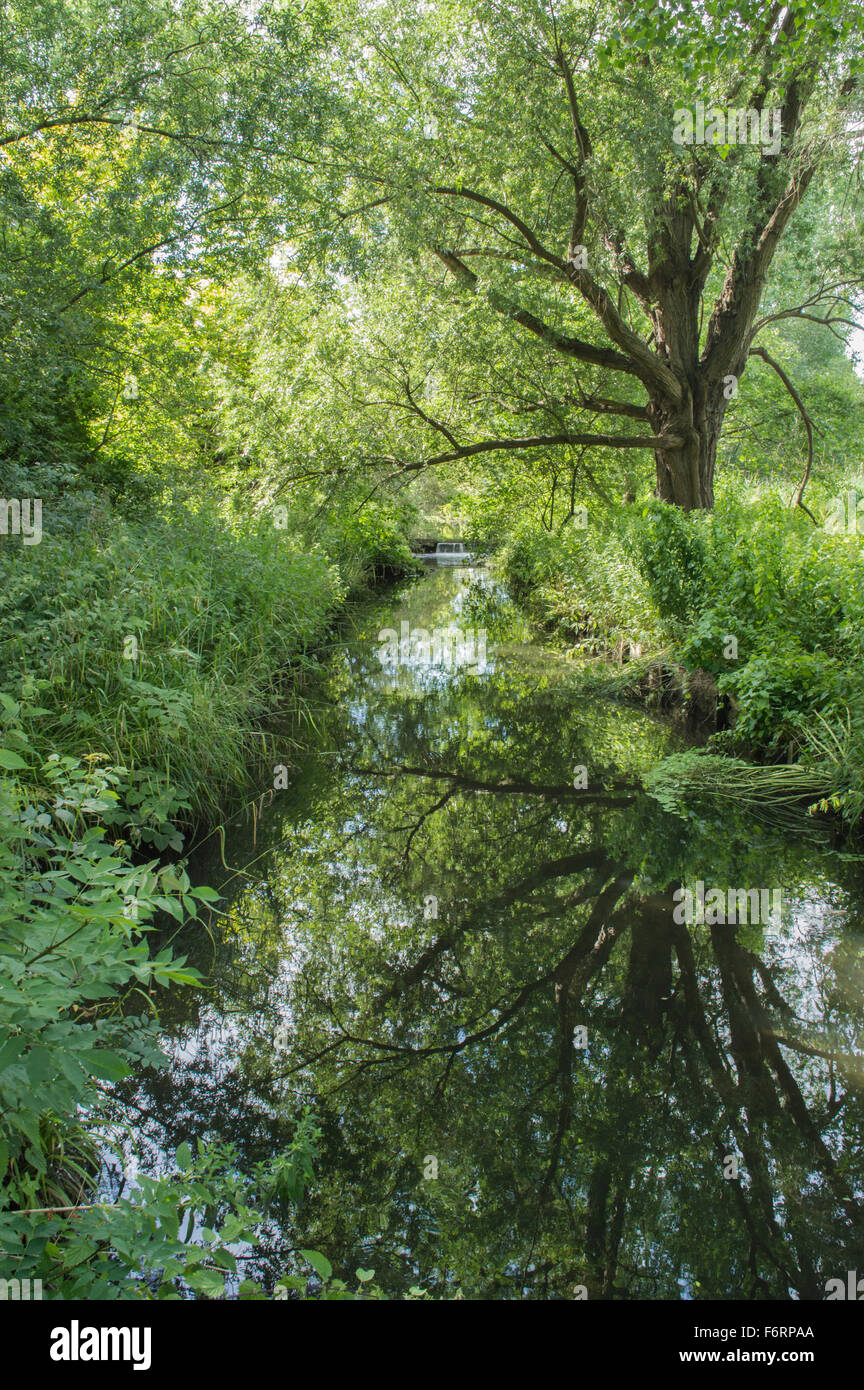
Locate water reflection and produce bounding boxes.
[122,566,864,1300]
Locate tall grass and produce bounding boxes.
[0,492,407,846]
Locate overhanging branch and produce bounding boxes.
[414,430,683,471]
[748,345,818,521]
[432,248,642,378]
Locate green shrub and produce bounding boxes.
[716,644,844,751]
[0,687,337,1298]
[501,515,659,652]
[628,500,708,629]
[0,693,200,1236]
[498,484,864,822]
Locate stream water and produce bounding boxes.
[117,565,864,1300]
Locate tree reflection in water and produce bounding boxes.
[124,567,864,1300]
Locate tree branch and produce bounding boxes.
[416,430,683,471]
[748,346,818,520]
[432,248,646,379]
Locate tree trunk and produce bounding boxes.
[650,381,728,511]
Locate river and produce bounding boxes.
[116,563,864,1300]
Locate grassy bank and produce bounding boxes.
[0,479,416,1297]
[493,483,864,829]
[0,483,417,845]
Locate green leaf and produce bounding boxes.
[192,885,221,903]
[0,749,28,770]
[0,1036,26,1073]
[187,1267,226,1299]
[175,1141,193,1172]
[78,1048,132,1082]
[8,1110,41,1148]
[24,1046,55,1085]
[300,1249,332,1280]
[238,1279,266,1299]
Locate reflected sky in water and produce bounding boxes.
[116,566,864,1300]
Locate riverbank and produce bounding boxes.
[491,490,864,830]
[0,482,418,1298]
[0,485,419,848]
[118,561,864,1301]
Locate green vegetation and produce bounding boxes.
[2,0,864,1307]
[0,484,418,840]
[495,485,864,825]
[0,491,416,1296]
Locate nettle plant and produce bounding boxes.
[0,690,258,1295]
[0,694,412,1298]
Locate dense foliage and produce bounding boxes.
[499,482,864,823]
[2,0,864,1302]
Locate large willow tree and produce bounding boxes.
[316,0,864,509]
[5,0,863,510]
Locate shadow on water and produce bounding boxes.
[116,565,864,1300]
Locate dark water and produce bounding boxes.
[120,565,864,1300]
